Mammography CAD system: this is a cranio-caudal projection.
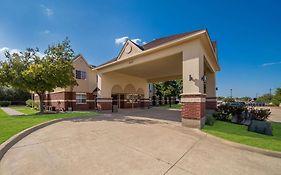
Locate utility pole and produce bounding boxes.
[230,89,233,98]
[270,88,272,97]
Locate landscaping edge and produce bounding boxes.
[203,131,281,158]
[0,115,96,161]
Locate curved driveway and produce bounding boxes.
[1,108,281,175]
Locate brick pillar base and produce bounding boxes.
[97,98,112,110]
[140,98,150,108]
[206,97,217,116]
[181,94,206,128]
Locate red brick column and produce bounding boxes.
[181,94,206,128]
[206,97,217,110]
[140,98,150,108]
[97,98,112,110]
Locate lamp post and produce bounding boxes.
[230,89,233,98]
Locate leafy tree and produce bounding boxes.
[0,86,30,102]
[238,96,252,102]
[155,80,182,107]
[256,93,272,103]
[0,38,77,112]
[155,80,182,97]
[223,97,235,102]
[217,96,225,101]
[272,88,281,106]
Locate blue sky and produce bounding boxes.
[0,0,280,97]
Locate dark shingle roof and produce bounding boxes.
[141,29,203,50]
[98,29,208,67]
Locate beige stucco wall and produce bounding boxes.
[206,72,216,97]
[118,41,142,60]
[97,72,149,99]
[182,40,205,95]
[97,38,216,96]
[70,56,97,93]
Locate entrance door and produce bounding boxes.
[120,94,125,108]
[112,94,118,107]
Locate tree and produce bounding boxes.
[238,96,252,102]
[0,86,30,102]
[0,38,77,112]
[155,80,182,107]
[223,97,235,102]
[256,93,272,103]
[272,88,281,106]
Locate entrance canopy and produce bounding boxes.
[95,29,220,128]
[96,29,219,84]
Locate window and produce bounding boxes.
[76,70,86,79]
[76,93,87,104]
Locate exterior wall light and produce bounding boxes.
[201,75,207,82]
[189,75,193,81]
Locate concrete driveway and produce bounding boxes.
[1,108,281,175]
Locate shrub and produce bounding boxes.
[205,115,215,126]
[213,104,233,121]
[25,99,39,110]
[0,101,11,107]
[248,120,273,136]
[249,108,271,121]
[26,99,33,107]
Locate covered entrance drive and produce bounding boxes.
[96,30,220,128]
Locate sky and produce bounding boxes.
[0,0,280,98]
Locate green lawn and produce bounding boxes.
[160,103,182,109]
[0,108,97,144]
[203,120,281,152]
[10,106,38,115]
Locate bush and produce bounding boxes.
[25,99,39,110]
[26,99,33,107]
[249,108,271,121]
[0,101,11,107]
[248,120,273,136]
[213,104,233,121]
[205,115,215,126]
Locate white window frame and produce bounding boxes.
[76,93,87,104]
[76,70,87,80]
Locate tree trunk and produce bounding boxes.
[38,93,44,113]
[169,97,171,107]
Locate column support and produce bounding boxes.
[181,94,206,128]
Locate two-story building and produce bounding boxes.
[35,29,220,128]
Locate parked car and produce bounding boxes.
[226,102,246,107]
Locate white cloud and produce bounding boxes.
[261,61,281,67]
[0,47,20,61]
[0,47,45,61]
[41,5,54,16]
[40,30,50,35]
[43,30,50,34]
[115,36,146,46]
[115,36,129,45]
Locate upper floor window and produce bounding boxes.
[76,70,86,79]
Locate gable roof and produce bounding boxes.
[72,54,96,68]
[116,39,143,60]
[97,29,215,67]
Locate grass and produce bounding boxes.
[159,103,182,109]
[10,106,38,115]
[0,108,97,144]
[203,120,281,152]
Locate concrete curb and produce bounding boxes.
[0,115,96,161]
[203,132,281,159]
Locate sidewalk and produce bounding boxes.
[1,107,24,116]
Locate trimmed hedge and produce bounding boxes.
[0,101,11,107]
